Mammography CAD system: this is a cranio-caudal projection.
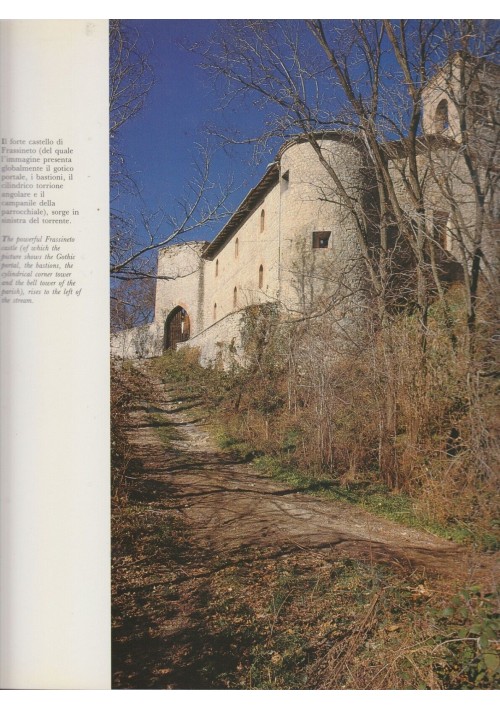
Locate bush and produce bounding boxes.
[151,287,498,548]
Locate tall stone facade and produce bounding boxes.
[111,134,372,363]
[111,58,498,364]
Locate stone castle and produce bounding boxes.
[112,55,498,364]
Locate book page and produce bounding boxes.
[0,20,110,689]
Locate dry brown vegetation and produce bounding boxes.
[193,22,499,547]
[170,287,497,550]
[111,360,155,502]
[110,18,499,689]
[111,345,499,689]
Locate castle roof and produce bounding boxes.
[203,161,279,259]
[203,131,363,260]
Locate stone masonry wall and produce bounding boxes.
[110,321,163,360]
[278,137,368,317]
[155,241,207,337]
[113,115,493,366]
[202,182,281,328]
[177,310,245,367]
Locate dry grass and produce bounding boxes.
[171,288,498,549]
[111,354,499,689]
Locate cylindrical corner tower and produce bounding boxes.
[277,133,370,317]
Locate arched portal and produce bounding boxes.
[164,306,190,350]
[434,99,449,132]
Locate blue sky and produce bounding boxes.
[114,18,496,258]
[114,20,279,250]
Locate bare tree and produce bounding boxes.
[109,20,154,143]
[109,19,153,271]
[199,20,498,337]
[110,143,233,279]
[111,275,156,332]
[419,27,500,346]
[109,20,233,289]
[196,19,498,488]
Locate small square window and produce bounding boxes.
[312,231,331,249]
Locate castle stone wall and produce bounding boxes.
[113,100,496,366]
[202,181,281,327]
[110,321,163,360]
[177,311,245,367]
[278,137,368,316]
[155,241,207,338]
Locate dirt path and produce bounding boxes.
[112,372,493,689]
[130,377,469,577]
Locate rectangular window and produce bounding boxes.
[312,231,331,249]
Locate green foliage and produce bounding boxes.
[113,353,497,690]
[433,587,500,688]
[215,429,261,461]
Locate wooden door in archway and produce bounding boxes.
[164,307,190,350]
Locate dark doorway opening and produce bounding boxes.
[164,307,190,350]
